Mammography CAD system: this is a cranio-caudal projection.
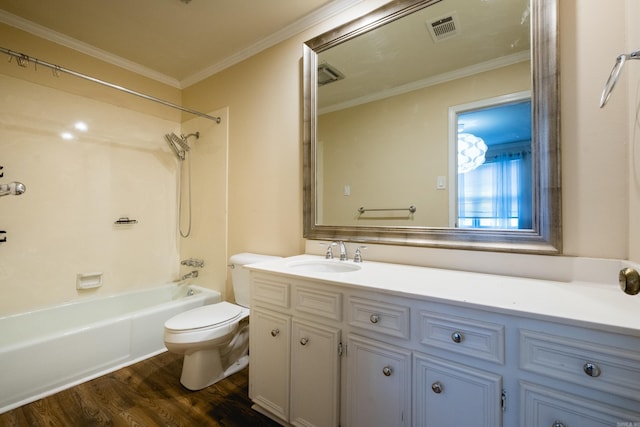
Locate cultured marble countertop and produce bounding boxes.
[246,254,640,336]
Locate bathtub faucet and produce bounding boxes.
[181,270,199,280]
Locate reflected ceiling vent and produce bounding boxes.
[318,63,345,86]
[426,12,460,42]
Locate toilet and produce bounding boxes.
[163,252,280,390]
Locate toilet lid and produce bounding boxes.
[165,302,243,331]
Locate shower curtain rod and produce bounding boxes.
[1,46,221,123]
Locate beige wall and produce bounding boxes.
[0,23,181,122]
[626,0,640,262]
[318,62,530,227]
[1,0,638,314]
[184,0,634,261]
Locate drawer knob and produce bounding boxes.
[431,382,443,394]
[370,314,380,324]
[583,362,601,377]
[270,328,280,337]
[300,337,309,346]
[451,331,463,343]
[382,366,392,376]
[552,422,566,427]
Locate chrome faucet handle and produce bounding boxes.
[353,246,367,263]
[320,242,337,259]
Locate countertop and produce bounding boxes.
[246,254,640,336]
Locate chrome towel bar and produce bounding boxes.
[358,205,416,214]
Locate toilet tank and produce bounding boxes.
[229,253,281,307]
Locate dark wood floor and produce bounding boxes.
[0,351,282,427]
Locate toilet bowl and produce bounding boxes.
[163,253,280,390]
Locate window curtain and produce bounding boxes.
[458,148,532,229]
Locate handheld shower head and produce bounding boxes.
[0,182,26,197]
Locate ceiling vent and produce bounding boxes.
[426,12,460,43]
[318,63,345,86]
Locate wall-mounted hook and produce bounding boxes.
[0,231,6,243]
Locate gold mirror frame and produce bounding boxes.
[303,0,560,254]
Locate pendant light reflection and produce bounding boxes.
[457,132,488,174]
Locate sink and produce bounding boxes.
[287,259,362,273]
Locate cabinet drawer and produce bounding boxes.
[294,286,342,321]
[419,311,505,364]
[348,296,410,339]
[521,381,640,426]
[251,276,290,308]
[520,329,640,400]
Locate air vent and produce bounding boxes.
[318,63,345,86]
[426,12,460,42]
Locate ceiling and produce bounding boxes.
[0,0,360,87]
[318,0,530,110]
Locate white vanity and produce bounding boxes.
[247,254,640,427]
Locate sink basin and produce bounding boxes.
[287,259,362,273]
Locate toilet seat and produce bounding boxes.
[165,301,244,332]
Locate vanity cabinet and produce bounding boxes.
[248,258,640,427]
[249,274,342,427]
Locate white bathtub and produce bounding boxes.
[0,283,220,414]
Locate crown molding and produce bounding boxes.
[181,0,363,87]
[319,51,531,114]
[0,1,363,90]
[0,10,182,88]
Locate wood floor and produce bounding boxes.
[0,351,282,427]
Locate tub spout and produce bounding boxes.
[182,270,198,280]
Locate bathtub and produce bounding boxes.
[0,283,220,414]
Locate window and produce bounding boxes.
[452,96,532,229]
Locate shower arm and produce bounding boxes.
[1,46,221,123]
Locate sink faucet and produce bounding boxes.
[337,241,348,261]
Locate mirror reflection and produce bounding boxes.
[304,0,561,253]
[317,0,531,228]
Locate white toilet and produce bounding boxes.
[163,253,280,390]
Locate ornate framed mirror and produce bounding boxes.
[303,0,560,253]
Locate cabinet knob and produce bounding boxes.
[270,328,280,337]
[451,331,463,343]
[300,337,309,346]
[431,382,443,394]
[370,314,380,324]
[583,362,601,377]
[552,422,566,427]
[382,366,392,376]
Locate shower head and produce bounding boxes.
[165,131,201,161]
[165,133,188,161]
[0,182,26,197]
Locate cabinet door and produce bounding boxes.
[290,319,341,427]
[346,334,411,427]
[414,353,502,427]
[521,381,640,427]
[249,307,291,421]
